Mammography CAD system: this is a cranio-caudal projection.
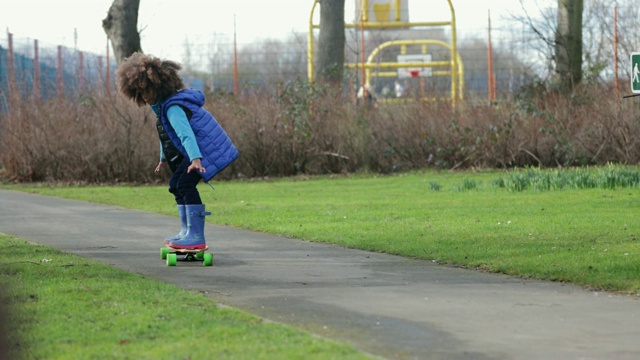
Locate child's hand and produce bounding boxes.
[187,158,206,173]
[155,161,165,173]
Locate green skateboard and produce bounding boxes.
[160,246,213,267]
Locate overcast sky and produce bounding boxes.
[1,0,550,59]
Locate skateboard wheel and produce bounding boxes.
[195,251,204,260]
[161,247,170,260]
[203,253,213,266]
[167,253,177,266]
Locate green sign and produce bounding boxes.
[632,53,640,93]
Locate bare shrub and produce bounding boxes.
[352,83,639,172]
[365,102,444,172]
[0,82,638,184]
[207,82,367,178]
[509,84,640,167]
[0,92,159,183]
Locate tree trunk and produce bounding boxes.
[315,0,346,85]
[102,0,142,65]
[555,0,583,90]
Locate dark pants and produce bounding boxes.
[168,157,202,205]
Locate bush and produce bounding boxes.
[1,81,639,183]
[0,92,161,183]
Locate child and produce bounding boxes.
[116,52,238,250]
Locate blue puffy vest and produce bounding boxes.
[159,89,239,182]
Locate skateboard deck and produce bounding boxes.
[160,246,213,267]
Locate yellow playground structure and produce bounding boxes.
[308,0,464,107]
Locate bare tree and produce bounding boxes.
[585,0,640,81]
[513,0,583,89]
[555,0,583,89]
[315,0,346,85]
[102,0,142,64]
[181,37,195,73]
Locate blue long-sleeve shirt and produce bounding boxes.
[152,102,202,163]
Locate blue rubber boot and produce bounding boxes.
[169,204,211,250]
[164,205,188,245]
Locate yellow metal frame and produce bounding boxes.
[347,39,464,103]
[308,0,462,107]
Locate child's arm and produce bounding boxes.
[166,105,203,166]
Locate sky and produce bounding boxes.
[0,0,551,60]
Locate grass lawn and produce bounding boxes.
[2,165,639,357]
[5,165,639,294]
[0,235,369,359]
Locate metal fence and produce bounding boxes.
[0,35,528,106]
[0,34,115,111]
[1,14,606,112]
[0,34,212,112]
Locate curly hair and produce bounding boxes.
[115,52,185,106]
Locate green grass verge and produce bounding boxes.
[3,165,639,296]
[0,235,369,359]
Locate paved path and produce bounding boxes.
[1,189,638,360]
